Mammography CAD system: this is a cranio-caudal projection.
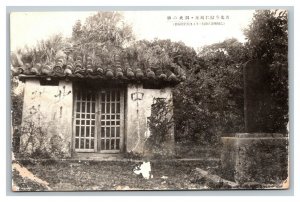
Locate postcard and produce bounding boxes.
[10,9,289,191]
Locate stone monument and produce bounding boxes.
[221,60,288,187]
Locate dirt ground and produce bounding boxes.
[12,159,220,191]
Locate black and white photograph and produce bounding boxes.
[10,9,289,191]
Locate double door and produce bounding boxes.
[73,87,124,153]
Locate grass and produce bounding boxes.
[12,159,220,191]
[175,142,220,159]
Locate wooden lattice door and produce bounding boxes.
[74,89,97,152]
[73,87,124,153]
[98,90,124,153]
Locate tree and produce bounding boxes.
[173,38,247,144]
[244,10,288,64]
[122,39,196,75]
[11,10,289,150]
[244,10,288,132]
[11,33,69,74]
[71,12,134,65]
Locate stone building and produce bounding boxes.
[14,51,185,159]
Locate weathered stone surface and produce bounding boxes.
[243,60,273,132]
[19,80,175,159]
[20,79,73,158]
[219,60,289,188]
[221,133,288,186]
[125,84,175,157]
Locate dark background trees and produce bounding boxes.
[173,38,248,144]
[244,10,288,133]
[173,10,288,146]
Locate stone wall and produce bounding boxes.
[20,79,73,158]
[125,84,175,157]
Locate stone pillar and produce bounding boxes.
[243,60,273,132]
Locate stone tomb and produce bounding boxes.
[221,60,289,187]
[15,53,184,159]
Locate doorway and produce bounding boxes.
[73,86,124,153]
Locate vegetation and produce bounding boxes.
[11,10,289,150]
[244,10,288,133]
[145,98,174,157]
[13,160,219,191]
[174,10,288,144]
[20,107,67,159]
[174,38,247,144]
[72,12,134,66]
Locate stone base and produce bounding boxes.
[221,133,288,185]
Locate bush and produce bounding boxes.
[144,98,174,157]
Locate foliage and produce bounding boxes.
[244,10,288,132]
[11,34,68,68]
[173,10,289,143]
[21,118,51,159]
[72,13,195,73]
[73,12,134,47]
[145,98,174,156]
[72,12,134,65]
[73,11,196,75]
[11,73,24,153]
[244,10,288,64]
[20,107,66,159]
[11,76,24,127]
[49,135,66,158]
[173,38,247,144]
[124,39,196,71]
[11,10,289,152]
[33,34,70,64]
